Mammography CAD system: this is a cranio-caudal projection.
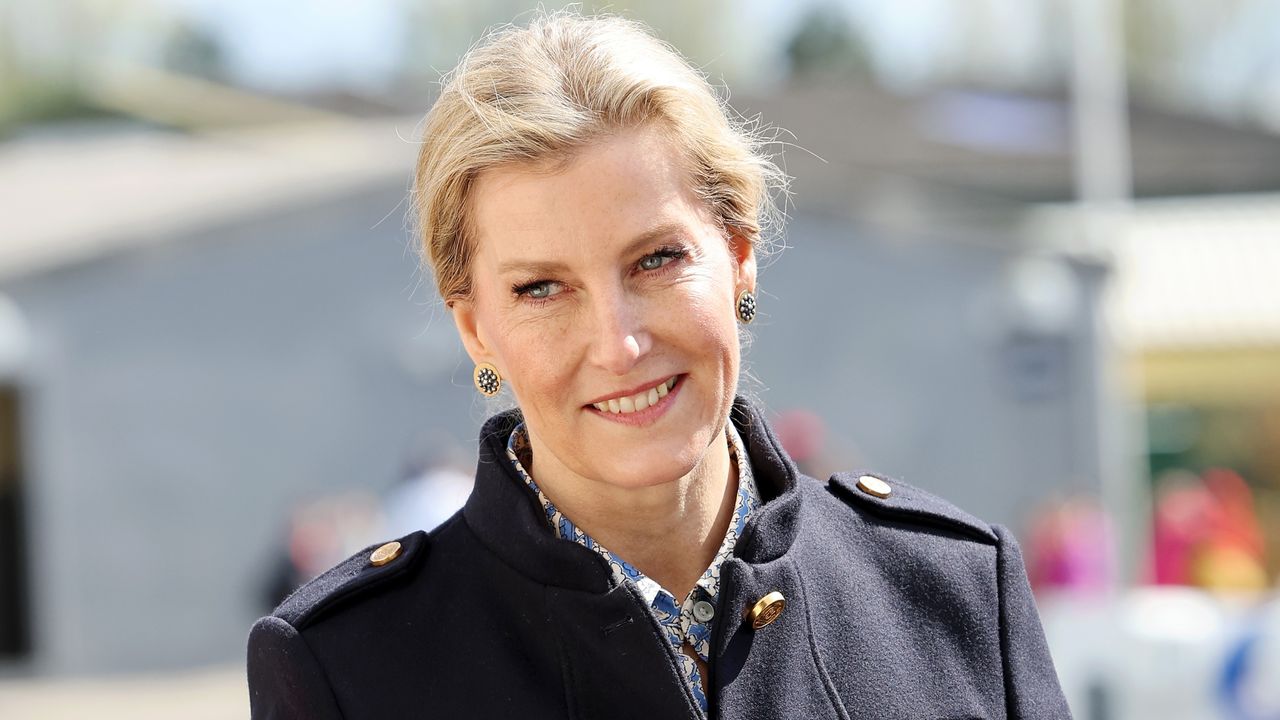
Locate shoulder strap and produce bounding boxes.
[829,471,997,544]
[273,530,429,629]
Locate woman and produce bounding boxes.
[248,11,1072,719]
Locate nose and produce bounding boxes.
[587,289,651,376]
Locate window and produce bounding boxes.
[0,385,29,659]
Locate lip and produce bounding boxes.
[583,375,680,406]
[586,374,684,427]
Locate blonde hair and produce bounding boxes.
[413,10,787,302]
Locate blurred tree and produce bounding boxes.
[0,0,157,134]
[0,0,85,134]
[784,4,872,81]
[396,0,745,95]
[1123,0,1280,129]
[0,4,15,130]
[161,18,227,83]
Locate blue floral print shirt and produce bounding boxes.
[506,421,761,712]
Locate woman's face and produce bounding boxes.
[450,124,755,490]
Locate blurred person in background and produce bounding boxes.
[1152,467,1268,592]
[262,441,472,609]
[1025,496,1111,594]
[771,407,827,478]
[260,490,384,610]
[246,10,1070,719]
[380,448,473,540]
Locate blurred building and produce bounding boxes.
[0,117,478,674]
[737,80,1280,542]
[1111,195,1280,581]
[2,74,1280,680]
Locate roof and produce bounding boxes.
[737,82,1280,206]
[0,117,418,282]
[1111,193,1280,350]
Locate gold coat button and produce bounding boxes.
[369,541,402,567]
[856,474,892,499]
[747,591,786,629]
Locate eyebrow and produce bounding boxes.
[496,221,688,276]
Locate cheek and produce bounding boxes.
[490,313,580,401]
[655,281,739,361]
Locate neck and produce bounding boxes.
[526,425,739,601]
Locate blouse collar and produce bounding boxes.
[503,420,762,603]
[462,397,804,593]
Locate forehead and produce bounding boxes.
[468,126,708,267]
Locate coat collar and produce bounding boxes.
[461,396,804,592]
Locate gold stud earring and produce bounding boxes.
[473,362,501,397]
[736,289,757,324]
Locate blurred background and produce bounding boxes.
[1,0,1279,717]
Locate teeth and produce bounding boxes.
[593,376,679,414]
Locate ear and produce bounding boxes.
[448,297,496,367]
[729,230,758,292]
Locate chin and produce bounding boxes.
[588,432,709,489]
[619,456,698,489]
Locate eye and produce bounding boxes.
[513,280,563,301]
[638,248,686,272]
[638,255,667,271]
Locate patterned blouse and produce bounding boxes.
[506,422,761,712]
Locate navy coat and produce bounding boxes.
[247,398,1072,719]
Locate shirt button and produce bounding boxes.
[692,600,716,623]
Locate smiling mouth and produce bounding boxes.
[589,376,679,415]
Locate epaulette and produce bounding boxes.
[273,530,429,630]
[828,471,998,544]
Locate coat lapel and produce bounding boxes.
[461,399,821,719]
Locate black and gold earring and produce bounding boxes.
[736,289,757,324]
[473,362,502,397]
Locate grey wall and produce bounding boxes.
[5,181,478,674]
[751,211,1102,526]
